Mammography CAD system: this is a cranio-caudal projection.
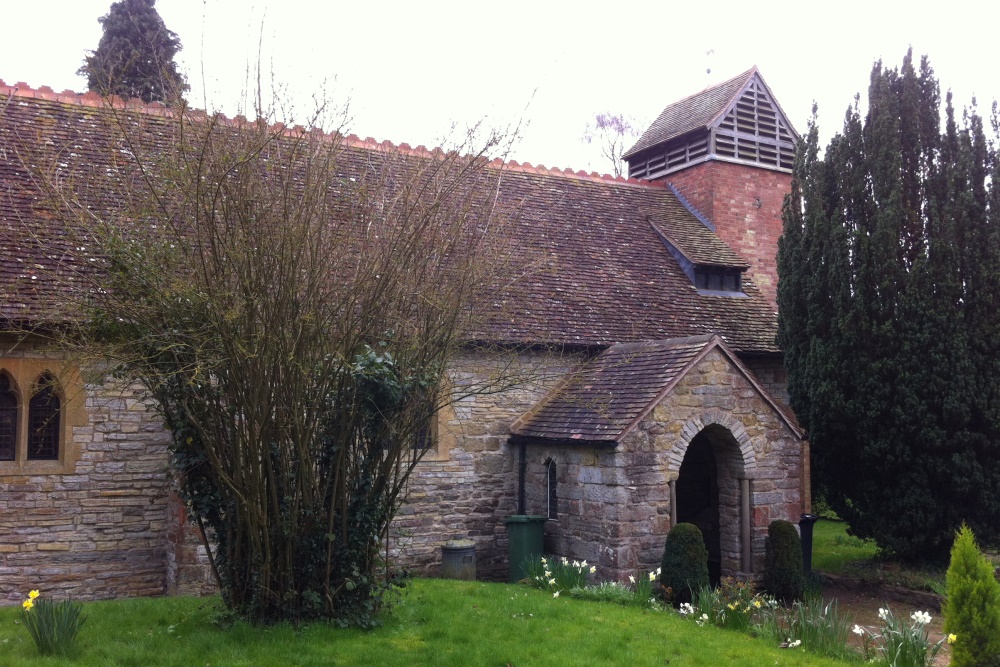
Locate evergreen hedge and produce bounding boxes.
[763,520,804,603]
[660,522,709,605]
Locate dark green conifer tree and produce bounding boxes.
[79,0,187,103]
[778,51,1000,562]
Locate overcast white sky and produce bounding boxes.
[3,1,999,173]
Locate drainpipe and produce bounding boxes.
[516,438,526,515]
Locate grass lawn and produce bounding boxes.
[0,578,856,666]
[811,519,946,595]
[811,519,878,574]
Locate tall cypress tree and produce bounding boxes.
[79,0,187,103]
[778,52,1000,562]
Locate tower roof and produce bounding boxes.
[623,67,798,161]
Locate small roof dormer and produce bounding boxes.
[624,67,798,181]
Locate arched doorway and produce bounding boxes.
[677,431,721,583]
[675,424,747,583]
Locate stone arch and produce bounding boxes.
[667,409,758,476]
[668,410,758,577]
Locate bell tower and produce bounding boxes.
[623,68,798,310]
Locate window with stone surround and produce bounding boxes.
[0,361,85,474]
[414,416,436,451]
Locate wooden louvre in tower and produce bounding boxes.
[624,68,798,180]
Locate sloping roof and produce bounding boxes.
[645,208,749,269]
[0,82,780,353]
[510,334,800,443]
[623,68,758,159]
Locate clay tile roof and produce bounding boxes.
[645,205,749,269]
[475,171,779,351]
[0,83,780,353]
[511,334,800,443]
[623,67,757,159]
[511,335,719,442]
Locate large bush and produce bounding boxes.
[763,520,804,603]
[15,89,522,624]
[660,522,709,605]
[944,525,1000,667]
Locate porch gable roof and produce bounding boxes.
[510,334,800,444]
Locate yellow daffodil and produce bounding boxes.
[22,599,34,611]
[948,633,957,644]
[754,599,762,608]
[28,590,40,600]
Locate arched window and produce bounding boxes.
[0,374,17,461]
[28,374,60,461]
[546,458,558,520]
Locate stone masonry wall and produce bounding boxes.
[391,350,582,580]
[0,340,175,603]
[741,356,790,408]
[522,348,803,582]
[668,161,792,310]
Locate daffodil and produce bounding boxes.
[22,599,34,611]
[910,610,931,625]
[629,575,635,584]
[878,608,889,621]
[852,624,865,636]
[589,566,596,574]
[28,590,39,600]
[753,599,762,608]
[548,578,556,586]
[553,591,559,598]
[648,571,656,582]
[948,633,957,644]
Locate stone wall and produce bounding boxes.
[741,355,790,408]
[0,338,176,603]
[391,350,582,579]
[0,339,800,600]
[521,348,803,583]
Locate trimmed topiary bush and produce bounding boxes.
[660,522,709,605]
[763,519,804,603]
[944,524,1000,667]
